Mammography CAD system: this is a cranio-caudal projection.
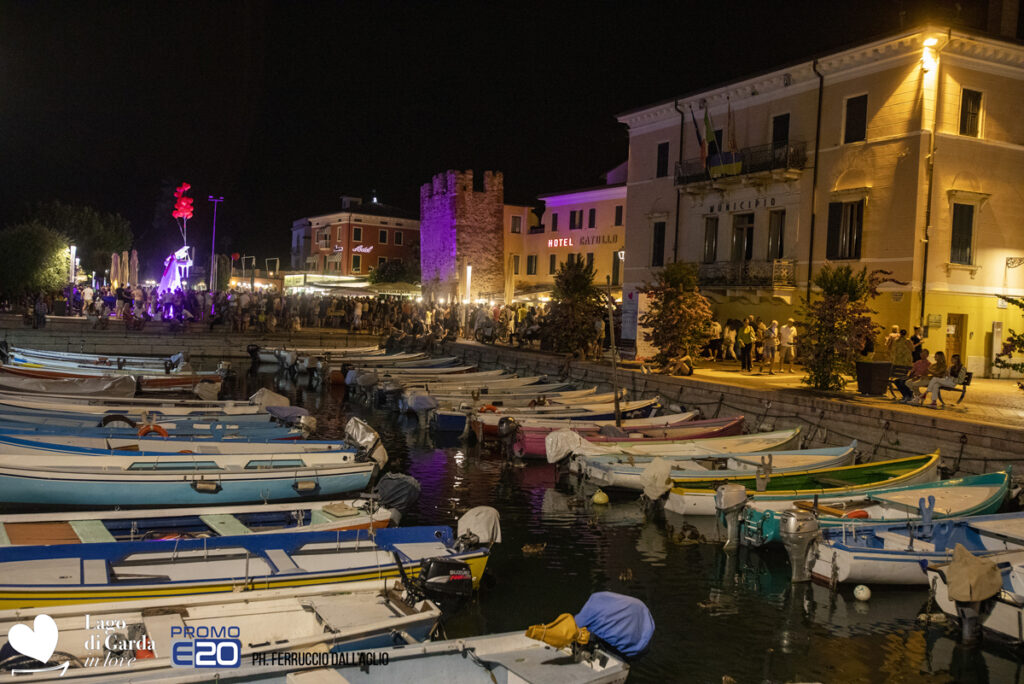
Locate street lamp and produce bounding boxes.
[208,196,224,290]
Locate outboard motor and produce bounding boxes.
[395,555,474,613]
[456,506,502,550]
[344,417,387,467]
[714,483,748,551]
[372,473,421,524]
[246,344,261,364]
[407,392,439,429]
[496,416,522,461]
[779,509,820,582]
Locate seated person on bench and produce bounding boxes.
[894,349,930,403]
[908,351,946,405]
[925,353,965,408]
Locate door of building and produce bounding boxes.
[946,313,966,362]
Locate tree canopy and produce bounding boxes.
[638,262,714,366]
[0,221,71,298]
[541,258,604,354]
[28,201,132,275]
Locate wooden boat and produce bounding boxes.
[0,524,492,609]
[584,443,858,492]
[554,426,799,466]
[0,388,289,416]
[0,371,138,398]
[0,364,222,393]
[403,388,607,412]
[743,469,1011,548]
[1,344,185,371]
[229,591,644,684]
[438,397,662,434]
[0,587,442,681]
[399,375,551,391]
[0,458,377,507]
[543,417,761,462]
[807,497,1018,585]
[269,344,383,366]
[0,498,396,547]
[665,452,941,516]
[0,418,303,440]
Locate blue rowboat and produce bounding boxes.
[0,524,491,609]
[741,469,1011,547]
[0,460,376,507]
[807,509,1024,585]
[0,420,300,440]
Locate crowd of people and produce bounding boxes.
[700,316,799,375]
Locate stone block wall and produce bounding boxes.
[420,170,504,300]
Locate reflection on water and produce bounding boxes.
[240,368,1023,684]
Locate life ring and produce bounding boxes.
[479,405,499,413]
[138,425,169,438]
[843,509,869,519]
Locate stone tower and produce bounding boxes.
[420,170,504,301]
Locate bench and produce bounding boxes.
[937,371,973,405]
[887,365,912,399]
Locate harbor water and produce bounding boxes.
[238,367,1023,684]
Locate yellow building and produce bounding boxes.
[618,25,1024,376]
[503,166,627,302]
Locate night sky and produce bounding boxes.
[0,0,995,276]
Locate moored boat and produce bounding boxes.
[666,452,941,516]
[743,469,1012,547]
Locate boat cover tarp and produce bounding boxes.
[546,428,619,464]
[345,417,387,466]
[0,373,137,398]
[265,406,310,424]
[946,543,1002,601]
[250,388,290,410]
[575,592,655,658]
[458,505,502,544]
[640,457,673,500]
[193,381,221,401]
[373,473,421,514]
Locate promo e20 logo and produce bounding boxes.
[169,625,241,669]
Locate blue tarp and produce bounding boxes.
[576,592,655,658]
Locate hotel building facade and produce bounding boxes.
[290,196,420,277]
[503,164,628,301]
[618,25,1024,376]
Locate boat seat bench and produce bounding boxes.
[70,520,117,543]
[200,514,252,536]
[875,530,936,552]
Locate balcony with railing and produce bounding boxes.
[698,259,796,288]
[675,141,806,187]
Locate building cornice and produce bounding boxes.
[618,26,1024,132]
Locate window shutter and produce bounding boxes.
[826,202,842,259]
[852,200,863,259]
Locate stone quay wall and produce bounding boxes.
[449,341,1024,478]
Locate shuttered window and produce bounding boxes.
[950,203,974,265]
[826,200,863,260]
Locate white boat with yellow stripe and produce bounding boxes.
[0,511,498,610]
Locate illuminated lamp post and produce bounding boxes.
[208,196,223,291]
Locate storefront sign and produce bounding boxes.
[352,244,374,253]
[579,234,618,245]
[332,246,344,253]
[547,238,574,248]
[706,197,778,213]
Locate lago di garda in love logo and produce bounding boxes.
[6,613,156,676]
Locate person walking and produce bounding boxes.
[722,320,738,361]
[778,318,797,373]
[761,320,779,375]
[910,327,924,361]
[737,318,754,372]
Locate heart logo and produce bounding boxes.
[7,615,59,665]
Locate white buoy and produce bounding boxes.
[854,584,871,601]
[592,489,609,505]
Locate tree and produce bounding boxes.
[216,254,232,291]
[541,258,604,354]
[28,201,132,276]
[994,295,1024,378]
[797,264,890,391]
[638,262,714,366]
[369,259,416,284]
[0,221,71,298]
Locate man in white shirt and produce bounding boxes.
[778,318,797,373]
[82,285,94,315]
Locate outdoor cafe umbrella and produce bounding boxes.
[110,252,120,287]
[129,250,139,288]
